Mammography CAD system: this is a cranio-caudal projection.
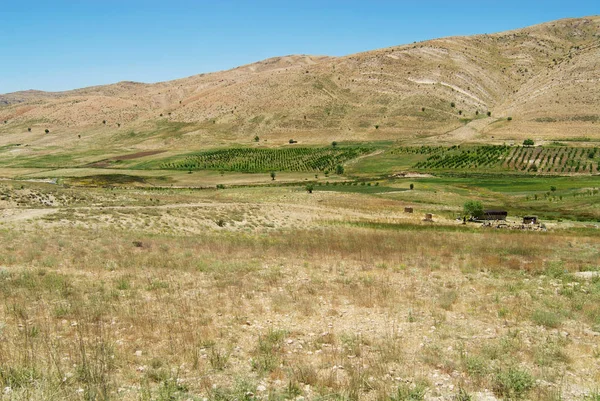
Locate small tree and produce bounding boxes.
[270,172,276,181]
[451,102,456,108]
[336,165,344,175]
[507,117,513,121]
[305,184,314,194]
[102,120,106,125]
[463,200,484,219]
[332,141,337,147]
[375,125,379,129]
[523,139,534,146]
[45,129,50,134]
[487,111,492,117]
[409,183,414,190]
[27,128,31,132]
[550,186,556,192]
[254,135,260,142]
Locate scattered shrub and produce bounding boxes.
[493,367,534,399]
[463,200,484,219]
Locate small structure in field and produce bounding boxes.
[423,213,433,222]
[523,216,538,224]
[482,210,507,221]
[404,207,413,213]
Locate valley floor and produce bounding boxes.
[0,179,599,401]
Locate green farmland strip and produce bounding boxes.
[159,147,373,173]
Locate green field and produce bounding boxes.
[402,145,600,173]
[155,146,373,173]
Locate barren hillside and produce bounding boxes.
[1,16,599,149]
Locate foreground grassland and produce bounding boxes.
[0,179,599,401]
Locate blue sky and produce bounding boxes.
[1,1,598,94]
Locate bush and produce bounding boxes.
[453,387,472,401]
[487,111,492,117]
[451,102,456,108]
[531,309,562,328]
[507,116,513,121]
[389,382,427,401]
[410,183,414,190]
[493,367,534,399]
[463,200,484,219]
[254,135,260,142]
[332,141,337,147]
[305,184,314,194]
[44,129,50,134]
[523,139,534,146]
[336,164,344,175]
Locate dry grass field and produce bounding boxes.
[0,179,599,401]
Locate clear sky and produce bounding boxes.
[1,1,598,94]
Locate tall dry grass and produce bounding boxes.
[0,224,598,400]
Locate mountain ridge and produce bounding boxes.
[1,16,599,148]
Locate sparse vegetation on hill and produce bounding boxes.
[1,17,600,147]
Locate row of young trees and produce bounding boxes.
[160,147,371,173]
[395,145,599,174]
